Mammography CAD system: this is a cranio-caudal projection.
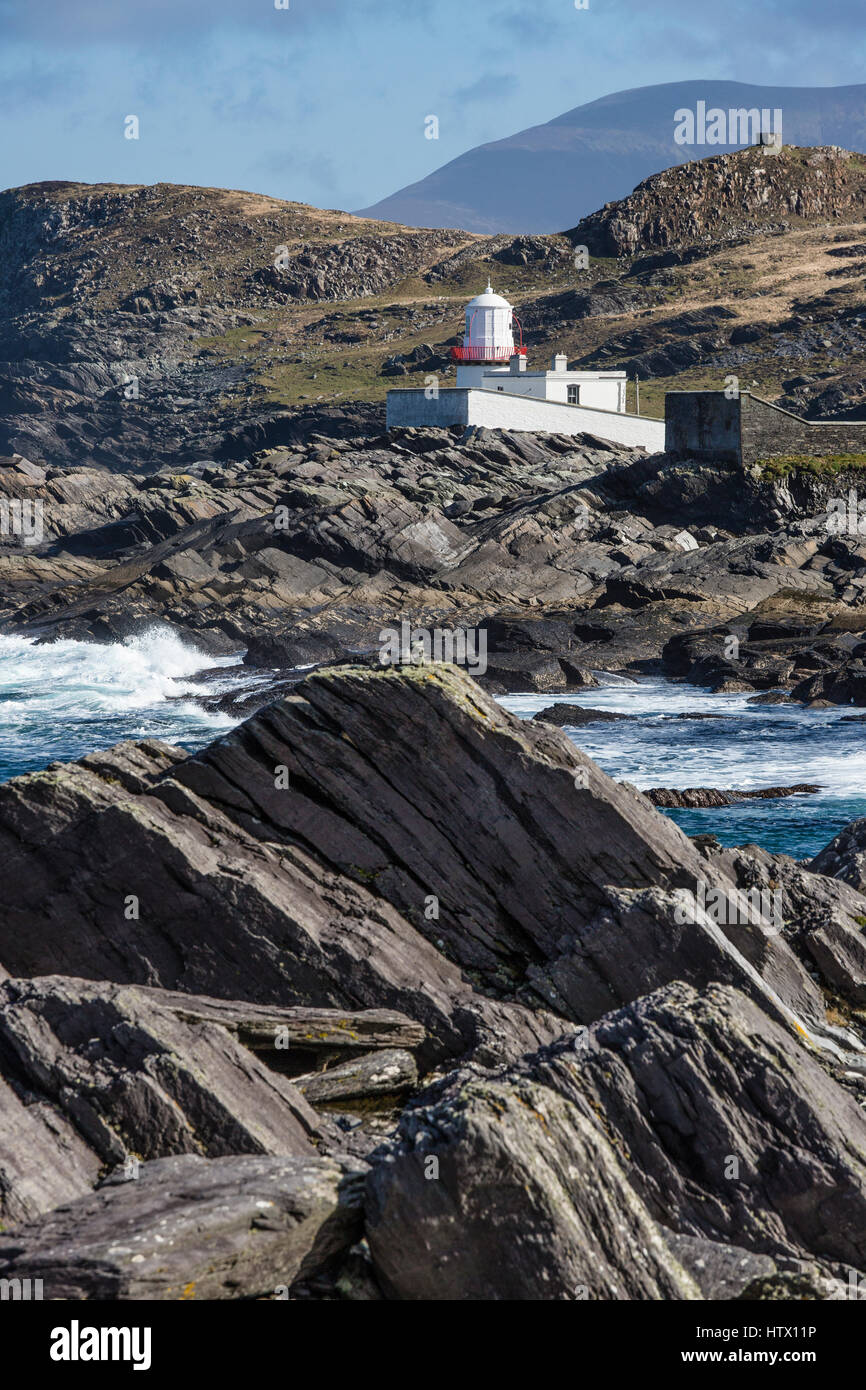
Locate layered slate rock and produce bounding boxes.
[7,401,866,717]
[0,735,559,1068]
[0,1153,366,1301]
[143,991,427,1057]
[709,839,866,1010]
[0,975,338,1225]
[543,983,866,1269]
[662,1233,777,1301]
[808,817,866,896]
[293,1049,418,1106]
[175,664,832,1030]
[645,785,819,809]
[0,665,829,1053]
[364,1071,700,1301]
[0,1072,102,1227]
[365,982,866,1298]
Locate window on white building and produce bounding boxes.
[567,385,579,404]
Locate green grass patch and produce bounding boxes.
[756,452,866,480]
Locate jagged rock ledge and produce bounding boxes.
[0,663,865,1299]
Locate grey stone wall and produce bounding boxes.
[666,391,866,465]
[739,394,866,465]
[386,389,471,430]
[665,392,741,463]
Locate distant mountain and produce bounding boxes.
[358,81,866,233]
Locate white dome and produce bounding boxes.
[466,283,512,311]
[460,281,517,361]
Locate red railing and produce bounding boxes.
[450,344,527,362]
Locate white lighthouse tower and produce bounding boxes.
[451,283,526,387]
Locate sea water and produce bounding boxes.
[0,630,238,781]
[0,633,863,859]
[500,680,866,859]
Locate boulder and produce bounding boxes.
[0,1152,366,1300]
[365,1071,700,1301]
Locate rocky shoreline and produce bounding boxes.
[4,408,866,719]
[4,219,866,1296]
[0,660,865,1299]
[4,407,866,1297]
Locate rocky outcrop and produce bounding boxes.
[533,703,630,726]
[4,408,866,711]
[1,657,866,1297]
[662,614,866,704]
[0,664,836,1058]
[0,974,338,1225]
[706,837,866,1010]
[365,1070,700,1301]
[808,818,866,894]
[0,181,475,470]
[165,664,837,1034]
[0,716,562,1069]
[557,982,866,1268]
[645,784,819,808]
[0,1152,366,1300]
[571,146,866,258]
[365,979,866,1297]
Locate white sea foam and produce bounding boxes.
[499,678,866,800]
[0,630,241,779]
[0,629,241,720]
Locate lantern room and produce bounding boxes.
[451,284,525,365]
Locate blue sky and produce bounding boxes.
[1,0,864,210]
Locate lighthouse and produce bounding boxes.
[451,283,525,387]
[385,280,650,442]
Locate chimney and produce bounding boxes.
[552,353,568,372]
[509,353,526,373]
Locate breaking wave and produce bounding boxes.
[0,630,240,781]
